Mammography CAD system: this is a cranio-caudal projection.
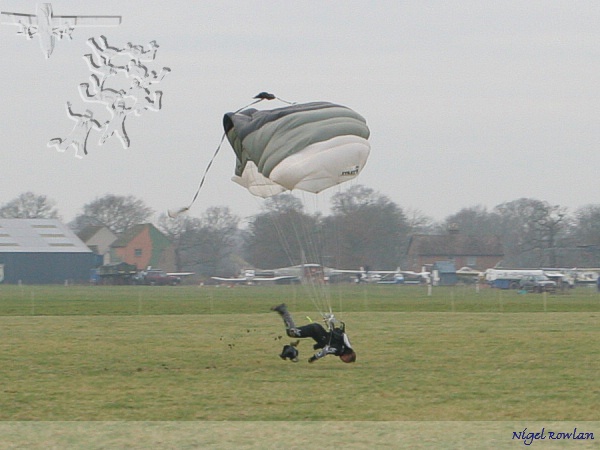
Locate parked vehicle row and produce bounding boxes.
[91,264,182,285]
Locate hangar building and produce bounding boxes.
[0,219,100,284]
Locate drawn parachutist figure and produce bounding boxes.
[126,79,162,116]
[47,102,101,158]
[124,59,171,88]
[79,76,129,109]
[54,25,74,40]
[16,22,36,39]
[83,53,118,88]
[87,35,159,66]
[99,99,132,148]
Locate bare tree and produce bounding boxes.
[443,205,502,237]
[324,185,410,269]
[244,195,318,269]
[73,194,153,234]
[571,204,600,246]
[494,198,568,266]
[183,206,240,276]
[156,213,202,272]
[404,207,436,235]
[0,192,60,219]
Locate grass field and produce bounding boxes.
[0,283,599,448]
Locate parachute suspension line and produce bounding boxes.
[168,132,227,218]
[262,190,330,319]
[266,188,303,269]
[328,184,346,319]
[168,93,286,218]
[295,191,332,320]
[269,202,301,268]
[261,192,333,318]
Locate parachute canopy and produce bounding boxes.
[223,102,370,198]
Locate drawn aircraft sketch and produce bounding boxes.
[1,3,121,58]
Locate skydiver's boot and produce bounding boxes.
[271,303,301,337]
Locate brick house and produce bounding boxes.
[110,223,176,271]
[405,232,504,272]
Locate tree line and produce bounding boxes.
[1,189,599,276]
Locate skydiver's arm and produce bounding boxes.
[90,119,102,130]
[66,101,74,117]
[308,345,337,363]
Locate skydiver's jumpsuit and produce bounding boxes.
[293,322,354,362]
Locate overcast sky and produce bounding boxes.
[1,1,599,225]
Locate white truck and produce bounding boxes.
[485,269,550,290]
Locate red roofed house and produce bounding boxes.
[110,223,176,271]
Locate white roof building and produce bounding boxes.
[0,219,97,284]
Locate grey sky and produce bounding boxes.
[1,0,599,224]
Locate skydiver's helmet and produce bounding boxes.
[339,350,356,364]
[279,344,299,362]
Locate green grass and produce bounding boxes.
[0,284,599,447]
[1,283,599,316]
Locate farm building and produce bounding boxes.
[77,225,118,264]
[405,231,504,273]
[0,219,100,284]
[110,223,176,271]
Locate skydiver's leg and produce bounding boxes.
[87,37,104,54]
[155,67,171,82]
[116,117,130,148]
[83,53,98,71]
[47,138,63,149]
[89,74,101,91]
[99,35,110,50]
[99,121,115,145]
[79,83,96,102]
[271,303,300,337]
[144,91,162,112]
[271,304,329,343]
[48,138,69,152]
[73,141,85,159]
[293,323,329,348]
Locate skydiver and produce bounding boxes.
[88,35,159,65]
[271,304,356,364]
[124,59,171,88]
[79,76,128,109]
[55,25,74,40]
[16,22,36,39]
[99,99,132,148]
[126,79,162,116]
[83,53,118,88]
[47,102,101,158]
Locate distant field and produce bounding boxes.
[0,284,598,447]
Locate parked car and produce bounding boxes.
[519,275,556,293]
[136,269,181,286]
